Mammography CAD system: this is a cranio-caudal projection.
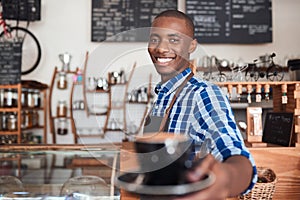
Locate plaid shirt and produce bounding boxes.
[150,67,257,193]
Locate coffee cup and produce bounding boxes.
[134,132,193,185]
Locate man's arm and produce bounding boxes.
[175,154,253,200]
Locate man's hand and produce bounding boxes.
[175,154,253,200]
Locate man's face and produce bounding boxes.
[148,16,197,82]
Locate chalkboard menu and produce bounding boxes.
[262,112,294,147]
[186,0,272,44]
[0,41,22,85]
[2,0,41,21]
[91,0,177,42]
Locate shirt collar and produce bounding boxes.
[154,67,192,95]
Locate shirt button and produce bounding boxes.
[155,105,159,109]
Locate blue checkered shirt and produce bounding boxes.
[150,67,257,193]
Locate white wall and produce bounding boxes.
[17,0,300,143]
[23,0,300,83]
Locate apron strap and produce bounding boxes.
[159,72,194,132]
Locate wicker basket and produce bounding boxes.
[238,167,277,200]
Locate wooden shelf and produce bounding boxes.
[76,134,105,138]
[104,128,123,132]
[215,81,298,86]
[126,101,148,105]
[109,82,127,86]
[218,81,300,146]
[0,83,48,144]
[48,66,78,144]
[0,131,19,135]
[62,53,153,143]
[87,89,110,93]
[22,125,45,131]
[87,112,108,116]
[0,107,19,112]
[51,116,71,119]
[21,107,44,111]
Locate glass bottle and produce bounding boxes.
[27,89,35,108]
[4,89,17,107]
[27,110,33,128]
[57,118,68,135]
[33,90,41,108]
[32,110,39,127]
[57,100,67,117]
[0,112,3,131]
[87,77,96,90]
[7,113,17,131]
[0,89,5,107]
[21,88,28,108]
[21,111,26,129]
[57,72,68,89]
[1,112,8,131]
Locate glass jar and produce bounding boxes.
[21,110,33,128]
[33,90,41,108]
[21,88,28,108]
[25,110,34,128]
[57,100,67,117]
[0,89,5,108]
[87,77,97,90]
[4,89,18,107]
[27,89,35,108]
[0,112,8,131]
[7,113,17,131]
[57,118,68,135]
[32,110,39,127]
[21,111,26,129]
[57,72,68,90]
[0,112,3,131]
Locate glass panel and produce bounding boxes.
[0,148,120,199]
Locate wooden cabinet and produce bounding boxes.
[71,59,152,143]
[0,84,22,143]
[0,81,48,144]
[293,83,300,146]
[215,81,299,146]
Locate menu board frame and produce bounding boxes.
[186,0,273,44]
[91,0,177,42]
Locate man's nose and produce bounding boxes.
[156,40,170,53]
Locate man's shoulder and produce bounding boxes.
[189,76,219,91]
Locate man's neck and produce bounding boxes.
[160,66,191,83]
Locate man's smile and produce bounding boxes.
[155,57,175,65]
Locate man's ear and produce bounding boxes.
[188,39,197,53]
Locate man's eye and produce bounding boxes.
[169,38,180,44]
[150,38,160,44]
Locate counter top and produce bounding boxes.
[0,144,121,199]
[1,144,299,200]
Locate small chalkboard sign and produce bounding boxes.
[0,41,22,85]
[262,112,294,147]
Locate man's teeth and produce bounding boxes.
[157,58,172,63]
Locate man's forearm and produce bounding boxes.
[223,155,253,197]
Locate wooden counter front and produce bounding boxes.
[249,147,300,200]
[120,144,300,200]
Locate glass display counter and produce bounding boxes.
[0,144,121,200]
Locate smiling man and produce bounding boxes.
[148,12,197,83]
[146,10,257,200]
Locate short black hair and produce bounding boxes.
[154,10,195,38]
